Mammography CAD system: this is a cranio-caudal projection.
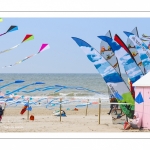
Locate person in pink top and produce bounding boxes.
[124,112,141,130]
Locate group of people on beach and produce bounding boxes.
[108,94,142,130]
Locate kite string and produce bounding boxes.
[1,44,49,68]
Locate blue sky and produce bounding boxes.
[0,18,150,73]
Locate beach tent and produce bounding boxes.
[133,72,150,129]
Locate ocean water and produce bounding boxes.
[0,73,129,100]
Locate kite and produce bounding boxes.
[0,25,18,36]
[124,31,150,73]
[0,80,24,89]
[0,34,34,54]
[5,82,45,96]
[20,85,101,95]
[72,37,135,118]
[2,44,50,68]
[0,92,44,106]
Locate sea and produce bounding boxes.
[0,73,129,108]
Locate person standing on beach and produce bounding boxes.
[107,94,118,115]
[0,103,6,123]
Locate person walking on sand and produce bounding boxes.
[107,103,113,115]
[0,103,6,123]
[107,94,118,115]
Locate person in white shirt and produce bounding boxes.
[124,112,141,130]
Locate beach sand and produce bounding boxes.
[0,107,149,132]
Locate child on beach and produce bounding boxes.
[124,112,141,130]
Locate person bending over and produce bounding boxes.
[124,112,141,130]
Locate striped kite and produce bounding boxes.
[0,25,18,36]
[0,34,34,54]
[2,44,50,68]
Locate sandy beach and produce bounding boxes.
[0,107,149,132]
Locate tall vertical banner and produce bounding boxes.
[126,27,146,74]
[100,30,121,75]
[72,37,135,118]
[114,34,144,98]
[124,31,150,74]
[98,36,144,85]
